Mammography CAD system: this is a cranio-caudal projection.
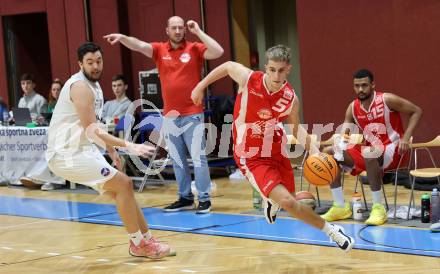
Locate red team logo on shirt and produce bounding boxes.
[257,108,272,120]
[283,88,293,100]
[179,53,191,63]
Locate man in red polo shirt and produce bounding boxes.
[104,16,223,213]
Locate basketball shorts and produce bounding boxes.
[48,149,118,194]
[345,143,408,176]
[235,153,295,198]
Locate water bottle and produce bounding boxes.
[352,192,363,221]
[421,194,430,223]
[431,188,440,223]
[253,188,262,210]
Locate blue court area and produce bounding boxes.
[1,195,439,257]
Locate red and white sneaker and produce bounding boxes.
[129,238,172,259]
[148,236,176,256]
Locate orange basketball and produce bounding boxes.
[303,152,339,187]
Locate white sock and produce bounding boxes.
[331,187,345,207]
[371,190,382,205]
[129,230,143,246]
[322,221,333,235]
[143,230,152,240]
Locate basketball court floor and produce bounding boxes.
[1,175,439,273]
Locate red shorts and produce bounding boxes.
[346,143,408,176]
[235,153,295,198]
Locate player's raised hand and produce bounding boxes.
[126,142,155,157]
[103,33,124,45]
[186,20,201,34]
[191,84,205,106]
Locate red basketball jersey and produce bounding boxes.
[352,91,404,146]
[233,71,296,159]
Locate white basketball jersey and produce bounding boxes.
[46,70,104,161]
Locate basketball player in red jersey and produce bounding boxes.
[191,45,354,252]
[321,69,422,225]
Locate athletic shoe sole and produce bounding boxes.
[196,207,211,214]
[162,205,195,212]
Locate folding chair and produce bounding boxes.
[405,135,440,219]
[113,115,138,174]
[390,147,413,220]
[355,171,389,211]
[135,112,169,192]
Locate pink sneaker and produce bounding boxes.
[148,236,177,256]
[129,238,171,259]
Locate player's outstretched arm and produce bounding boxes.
[103,33,153,58]
[70,81,154,157]
[191,61,252,106]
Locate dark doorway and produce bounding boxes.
[2,13,52,107]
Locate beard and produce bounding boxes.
[169,34,185,44]
[83,69,102,82]
[357,92,372,101]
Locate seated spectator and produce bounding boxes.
[47,78,63,113]
[18,76,63,190]
[17,73,47,120]
[102,74,132,123]
[0,97,9,125]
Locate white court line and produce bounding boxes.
[47,252,60,256]
[123,262,138,266]
[82,219,122,225]
[153,266,167,269]
[71,256,85,259]
[149,224,202,230]
[1,246,12,250]
[181,269,197,273]
[0,211,104,230]
[23,249,36,253]
[0,219,53,229]
[96,259,110,262]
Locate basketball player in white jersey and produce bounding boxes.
[191,45,354,252]
[321,69,422,225]
[46,42,173,259]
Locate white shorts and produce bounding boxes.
[47,150,118,194]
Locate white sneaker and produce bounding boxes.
[8,180,23,186]
[41,183,58,191]
[262,198,280,224]
[229,170,246,180]
[431,222,440,232]
[327,224,354,252]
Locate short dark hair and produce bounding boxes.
[112,74,127,84]
[20,73,35,82]
[353,69,374,82]
[77,42,102,62]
